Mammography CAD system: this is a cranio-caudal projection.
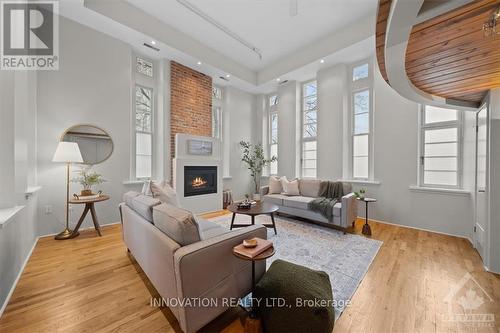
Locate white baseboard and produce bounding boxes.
[0,236,39,318]
[359,216,474,245]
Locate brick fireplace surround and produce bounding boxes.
[170,61,212,170]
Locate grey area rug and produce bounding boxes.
[209,213,383,319]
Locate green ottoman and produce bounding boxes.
[254,259,335,333]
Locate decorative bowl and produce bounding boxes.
[243,238,258,248]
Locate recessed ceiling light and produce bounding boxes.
[276,78,281,82]
[226,74,230,78]
[151,40,156,45]
[320,59,325,64]
[197,61,202,65]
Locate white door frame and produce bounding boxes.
[474,103,490,268]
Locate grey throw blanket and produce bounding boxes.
[308,181,344,221]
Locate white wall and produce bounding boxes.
[317,64,347,180]
[277,81,300,179]
[273,57,476,240]
[36,17,135,236]
[357,63,474,239]
[0,70,39,315]
[222,86,257,200]
[488,88,500,273]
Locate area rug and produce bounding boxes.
[209,213,383,319]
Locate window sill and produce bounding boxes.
[408,185,471,196]
[0,206,26,229]
[339,179,381,185]
[123,180,145,185]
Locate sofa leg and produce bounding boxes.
[127,248,130,253]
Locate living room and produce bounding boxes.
[0,0,499,332]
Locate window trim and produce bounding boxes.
[134,84,155,181]
[212,85,223,139]
[349,59,373,181]
[268,93,278,176]
[418,104,464,189]
[300,79,318,179]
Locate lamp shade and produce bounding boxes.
[52,142,83,163]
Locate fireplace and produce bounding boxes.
[184,166,217,197]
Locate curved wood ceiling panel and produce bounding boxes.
[376,0,500,105]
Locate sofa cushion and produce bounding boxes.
[299,179,321,197]
[333,202,342,217]
[268,176,283,194]
[264,194,288,206]
[153,203,201,246]
[129,194,161,222]
[123,191,140,207]
[151,181,181,207]
[196,217,229,240]
[342,182,352,194]
[283,196,315,210]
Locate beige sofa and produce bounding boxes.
[261,179,357,231]
[119,192,267,333]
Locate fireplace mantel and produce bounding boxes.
[173,134,222,214]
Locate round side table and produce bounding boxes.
[357,197,377,236]
[232,245,275,332]
[69,195,110,238]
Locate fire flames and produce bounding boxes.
[191,176,208,188]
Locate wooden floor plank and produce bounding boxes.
[0,215,498,332]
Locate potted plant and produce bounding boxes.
[239,141,277,201]
[354,188,367,200]
[72,166,106,196]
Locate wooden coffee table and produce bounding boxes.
[228,202,279,235]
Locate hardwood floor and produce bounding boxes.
[0,215,499,332]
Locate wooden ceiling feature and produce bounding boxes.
[375,0,391,82]
[376,0,500,105]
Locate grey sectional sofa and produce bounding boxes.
[119,191,267,333]
[261,179,357,230]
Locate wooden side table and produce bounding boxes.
[68,195,110,238]
[232,245,275,333]
[357,197,376,236]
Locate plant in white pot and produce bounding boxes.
[239,141,277,201]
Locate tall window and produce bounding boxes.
[301,81,317,178]
[350,61,372,179]
[135,85,153,179]
[212,86,222,139]
[269,94,278,175]
[420,105,462,188]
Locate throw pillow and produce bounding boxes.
[281,177,300,196]
[151,181,181,207]
[153,203,201,246]
[141,180,153,196]
[268,176,283,194]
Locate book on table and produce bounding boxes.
[233,238,273,259]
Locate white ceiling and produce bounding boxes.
[125,0,377,71]
[59,0,376,93]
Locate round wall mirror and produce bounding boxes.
[61,125,113,165]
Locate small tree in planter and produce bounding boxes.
[240,141,277,200]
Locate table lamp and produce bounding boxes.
[52,142,83,240]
